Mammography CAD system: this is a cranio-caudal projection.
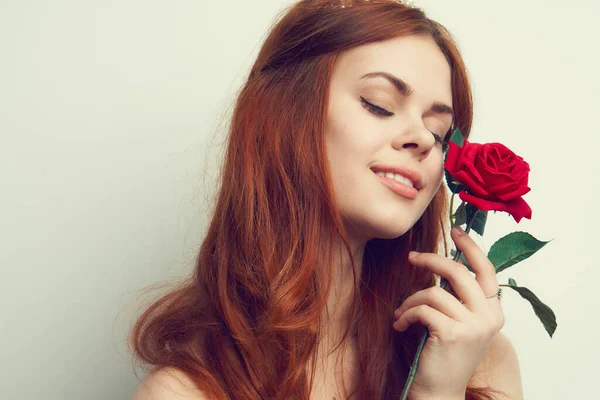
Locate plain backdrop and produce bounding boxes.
[1,0,598,399]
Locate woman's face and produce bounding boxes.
[325,34,454,244]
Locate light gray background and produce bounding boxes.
[1,0,597,399]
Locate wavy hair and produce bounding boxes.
[129,1,504,398]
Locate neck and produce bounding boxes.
[320,235,366,348]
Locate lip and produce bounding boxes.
[373,170,418,199]
[370,164,423,190]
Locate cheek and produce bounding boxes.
[325,119,377,172]
[427,161,445,197]
[435,162,445,183]
[326,93,381,147]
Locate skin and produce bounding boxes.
[322,32,451,347]
[322,34,523,399]
[131,34,524,400]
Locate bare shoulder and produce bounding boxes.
[470,331,524,399]
[131,367,208,400]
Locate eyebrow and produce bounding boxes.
[359,71,455,121]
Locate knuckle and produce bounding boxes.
[444,325,463,344]
[479,258,495,272]
[448,268,462,282]
[413,304,430,320]
[427,286,443,301]
[484,314,503,335]
[415,304,429,315]
[459,267,474,279]
[449,267,469,283]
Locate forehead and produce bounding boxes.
[331,34,452,105]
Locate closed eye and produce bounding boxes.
[433,133,449,152]
[360,96,449,150]
[360,96,394,117]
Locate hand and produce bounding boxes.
[392,226,505,399]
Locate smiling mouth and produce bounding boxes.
[372,170,416,189]
[369,165,423,190]
[372,170,418,200]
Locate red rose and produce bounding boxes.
[445,140,532,223]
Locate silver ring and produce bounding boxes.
[485,287,502,300]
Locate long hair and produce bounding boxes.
[129,1,504,398]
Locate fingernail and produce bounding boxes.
[394,308,402,318]
[452,226,465,236]
[408,251,419,259]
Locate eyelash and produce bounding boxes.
[360,97,449,151]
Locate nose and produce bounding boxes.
[391,121,437,161]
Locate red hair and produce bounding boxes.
[129,1,504,398]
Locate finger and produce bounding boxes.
[393,304,456,335]
[451,226,500,306]
[443,280,460,302]
[408,251,483,311]
[446,262,470,303]
[394,286,468,321]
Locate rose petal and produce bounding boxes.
[486,181,518,194]
[460,159,486,186]
[454,169,489,197]
[444,141,464,174]
[503,196,533,222]
[445,141,488,196]
[496,185,531,201]
[463,142,483,160]
[479,168,512,184]
[459,191,532,223]
[459,191,507,212]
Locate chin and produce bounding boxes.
[340,198,428,243]
[344,213,419,243]
[375,206,423,235]
[372,223,414,240]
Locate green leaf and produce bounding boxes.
[508,278,517,286]
[450,249,473,273]
[449,127,465,147]
[465,204,487,236]
[488,232,551,274]
[453,202,467,226]
[505,282,557,338]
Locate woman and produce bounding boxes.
[130,0,523,398]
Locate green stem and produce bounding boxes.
[449,192,456,225]
[399,208,480,400]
